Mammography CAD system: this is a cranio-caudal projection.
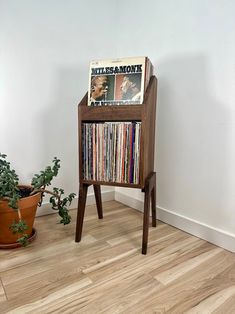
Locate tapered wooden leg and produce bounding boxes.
[141,172,157,254]
[93,185,103,219]
[151,173,157,227]
[142,189,151,255]
[75,184,88,242]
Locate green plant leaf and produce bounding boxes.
[1,154,75,247]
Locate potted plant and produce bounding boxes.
[0,153,76,248]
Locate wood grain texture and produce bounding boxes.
[79,104,142,121]
[141,76,157,185]
[0,278,7,303]
[77,77,157,254]
[0,200,235,313]
[78,76,157,190]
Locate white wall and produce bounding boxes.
[115,0,235,239]
[0,0,117,200]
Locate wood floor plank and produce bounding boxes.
[0,277,7,303]
[86,233,200,284]
[169,260,235,313]
[0,200,234,313]
[37,272,161,314]
[2,240,136,303]
[7,277,92,314]
[107,223,170,246]
[212,289,235,314]
[127,251,235,313]
[185,285,235,314]
[155,247,223,285]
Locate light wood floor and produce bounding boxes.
[0,200,235,313]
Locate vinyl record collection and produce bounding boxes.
[82,122,141,184]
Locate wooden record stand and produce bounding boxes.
[75,76,157,254]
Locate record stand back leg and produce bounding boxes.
[75,184,103,243]
[93,185,103,219]
[142,172,157,254]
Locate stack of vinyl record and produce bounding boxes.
[82,122,141,184]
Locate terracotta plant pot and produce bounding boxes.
[0,186,41,247]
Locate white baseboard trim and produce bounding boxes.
[36,190,115,217]
[115,191,235,253]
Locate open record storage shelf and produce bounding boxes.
[75,76,158,254]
